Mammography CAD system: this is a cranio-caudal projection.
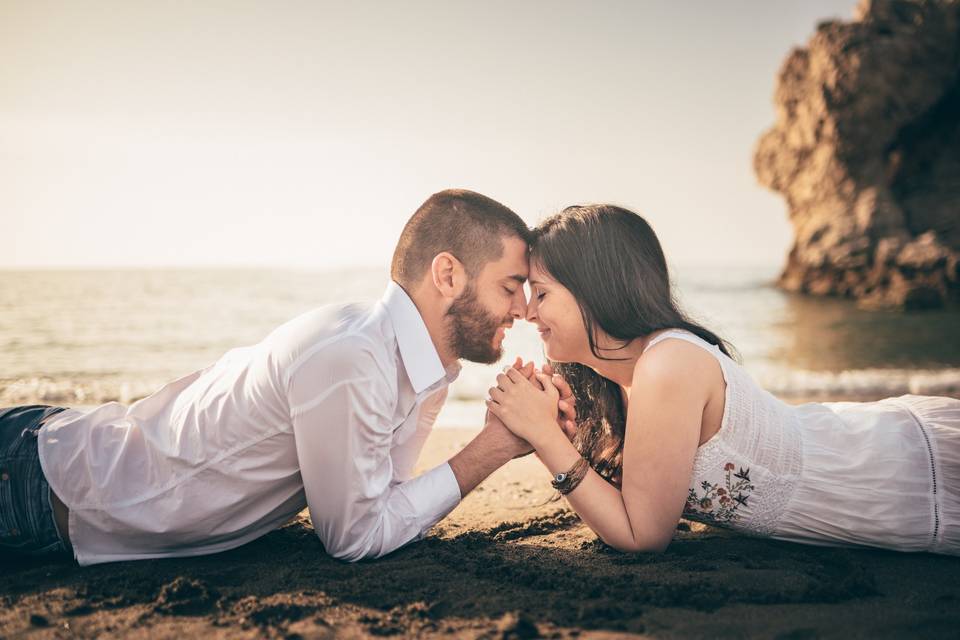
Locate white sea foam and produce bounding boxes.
[754,366,960,399]
[0,376,162,406]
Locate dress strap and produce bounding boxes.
[641,329,696,355]
[641,329,726,361]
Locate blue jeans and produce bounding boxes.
[0,405,69,556]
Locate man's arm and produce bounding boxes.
[389,387,448,483]
[289,341,461,562]
[288,350,569,561]
[448,412,530,496]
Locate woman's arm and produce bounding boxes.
[489,341,714,552]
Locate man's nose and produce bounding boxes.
[510,288,527,319]
[525,295,538,322]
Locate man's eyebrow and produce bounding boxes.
[506,274,527,283]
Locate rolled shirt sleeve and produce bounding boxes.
[287,338,461,562]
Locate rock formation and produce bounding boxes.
[755,0,960,309]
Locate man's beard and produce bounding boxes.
[446,284,509,364]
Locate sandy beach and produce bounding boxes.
[3,425,959,639]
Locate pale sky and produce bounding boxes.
[1,1,857,269]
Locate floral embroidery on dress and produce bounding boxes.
[684,462,755,525]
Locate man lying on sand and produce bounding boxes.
[0,188,574,565]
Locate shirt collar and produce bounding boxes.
[381,281,458,394]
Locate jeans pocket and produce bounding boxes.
[28,538,65,556]
[0,461,31,549]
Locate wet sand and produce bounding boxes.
[3,427,960,639]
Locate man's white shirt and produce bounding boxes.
[39,282,463,565]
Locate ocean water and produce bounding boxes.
[2,267,959,427]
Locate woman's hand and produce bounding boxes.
[542,362,577,442]
[493,357,537,458]
[486,367,563,449]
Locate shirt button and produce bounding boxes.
[0,472,9,481]
[10,528,19,536]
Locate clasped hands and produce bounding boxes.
[485,357,577,454]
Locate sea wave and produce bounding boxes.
[4,367,959,410]
[755,367,960,399]
[525,368,960,400]
[0,377,164,406]
[448,363,960,403]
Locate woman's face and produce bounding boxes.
[525,260,592,362]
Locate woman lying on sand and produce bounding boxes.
[487,204,960,555]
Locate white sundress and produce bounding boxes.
[643,330,960,555]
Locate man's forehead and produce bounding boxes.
[489,263,528,282]
[485,236,530,279]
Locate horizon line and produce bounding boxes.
[0,260,785,272]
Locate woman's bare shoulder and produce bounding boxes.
[632,336,720,395]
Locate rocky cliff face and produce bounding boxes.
[755,0,960,309]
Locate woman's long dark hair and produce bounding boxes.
[533,205,736,488]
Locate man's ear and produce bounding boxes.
[430,252,467,300]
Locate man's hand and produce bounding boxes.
[483,409,534,459]
[448,358,536,496]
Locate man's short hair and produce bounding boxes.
[391,189,531,288]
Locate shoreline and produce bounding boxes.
[3,387,960,427]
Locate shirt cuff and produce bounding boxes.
[399,462,462,538]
